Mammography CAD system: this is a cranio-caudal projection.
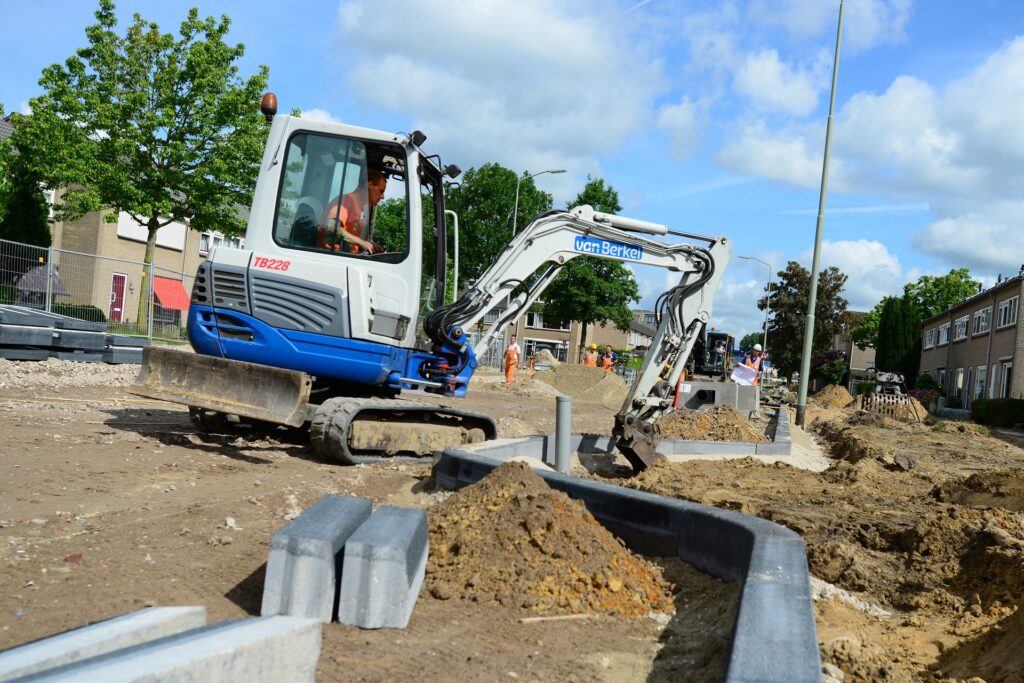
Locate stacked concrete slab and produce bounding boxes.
[261,495,428,630]
[0,305,148,364]
[0,607,321,683]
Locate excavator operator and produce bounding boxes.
[317,169,387,255]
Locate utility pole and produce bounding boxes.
[796,0,844,427]
[739,255,773,353]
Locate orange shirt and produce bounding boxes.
[317,192,365,253]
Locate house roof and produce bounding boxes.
[630,320,656,337]
[0,118,14,142]
[921,273,1024,325]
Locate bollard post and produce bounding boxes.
[555,395,571,474]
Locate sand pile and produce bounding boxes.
[426,461,673,616]
[656,405,768,443]
[482,378,560,398]
[932,421,990,436]
[535,364,628,403]
[812,384,855,409]
[533,349,560,366]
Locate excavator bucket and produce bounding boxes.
[130,347,313,427]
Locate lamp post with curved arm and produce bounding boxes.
[739,255,774,354]
[513,168,566,234]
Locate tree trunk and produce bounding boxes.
[135,216,160,333]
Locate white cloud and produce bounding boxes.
[733,49,820,115]
[799,239,905,311]
[656,97,703,159]
[911,201,1024,275]
[334,0,664,195]
[299,108,344,124]
[750,0,912,53]
[717,120,824,188]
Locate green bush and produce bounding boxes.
[972,398,1024,428]
[914,373,941,391]
[946,395,963,409]
[52,303,107,322]
[0,284,15,304]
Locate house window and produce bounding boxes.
[525,312,570,331]
[644,313,657,326]
[998,296,1019,328]
[953,368,964,398]
[924,329,935,348]
[972,307,991,335]
[990,363,998,399]
[1003,363,1014,398]
[975,365,987,400]
[42,189,56,219]
[952,316,968,341]
[937,367,946,389]
[523,339,536,358]
[937,323,950,345]
[199,233,212,255]
[483,308,505,325]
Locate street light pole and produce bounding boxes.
[739,255,773,353]
[513,168,566,234]
[796,0,844,427]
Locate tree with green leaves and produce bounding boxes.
[543,176,640,354]
[11,0,268,324]
[875,293,921,382]
[445,164,552,283]
[760,261,848,376]
[739,332,762,352]
[904,268,981,318]
[0,113,51,247]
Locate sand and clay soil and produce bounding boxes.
[656,404,768,442]
[811,384,856,409]
[535,364,629,404]
[427,461,673,616]
[617,399,1024,682]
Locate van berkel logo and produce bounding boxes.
[572,236,644,260]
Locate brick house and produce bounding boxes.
[918,273,1023,407]
[584,309,657,351]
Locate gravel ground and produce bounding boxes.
[0,359,140,390]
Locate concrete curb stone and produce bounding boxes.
[261,495,372,623]
[338,506,428,629]
[0,607,205,682]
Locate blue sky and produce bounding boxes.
[3,0,1023,340]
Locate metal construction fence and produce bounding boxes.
[0,237,194,342]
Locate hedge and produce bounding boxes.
[52,303,107,322]
[971,398,1024,428]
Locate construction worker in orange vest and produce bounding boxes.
[600,345,617,372]
[504,335,522,384]
[582,343,599,367]
[742,343,765,386]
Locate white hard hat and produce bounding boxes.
[753,343,762,351]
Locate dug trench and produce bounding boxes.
[613,394,1024,683]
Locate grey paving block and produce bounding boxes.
[103,347,144,364]
[0,306,56,328]
[51,350,103,363]
[659,439,757,456]
[104,334,151,348]
[754,442,792,456]
[0,325,56,347]
[0,606,205,682]
[21,616,321,683]
[51,329,107,350]
[0,347,50,361]
[261,495,372,623]
[338,506,428,629]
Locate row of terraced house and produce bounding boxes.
[918,270,1024,408]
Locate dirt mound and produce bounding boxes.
[535,364,628,404]
[937,595,1024,682]
[811,384,855,409]
[495,417,536,438]
[932,420,990,436]
[934,469,1024,511]
[655,405,768,443]
[479,376,560,398]
[426,461,673,616]
[533,349,561,366]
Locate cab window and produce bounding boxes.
[273,132,408,262]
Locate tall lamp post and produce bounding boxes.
[796,0,844,427]
[513,168,566,234]
[739,255,773,353]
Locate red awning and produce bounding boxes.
[153,276,191,311]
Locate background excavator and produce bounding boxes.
[132,95,731,472]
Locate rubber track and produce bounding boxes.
[309,397,498,465]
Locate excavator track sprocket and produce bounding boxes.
[309,397,498,465]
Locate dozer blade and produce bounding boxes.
[130,347,312,427]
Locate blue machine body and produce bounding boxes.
[187,305,477,397]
